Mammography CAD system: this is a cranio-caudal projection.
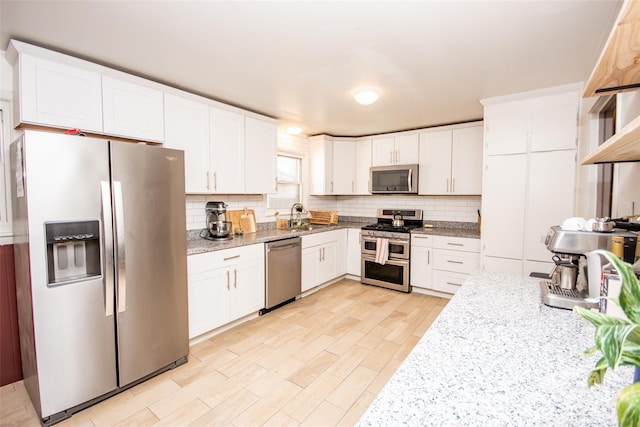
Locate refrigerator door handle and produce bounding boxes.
[113,181,127,313]
[101,181,115,316]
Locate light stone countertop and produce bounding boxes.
[357,270,632,426]
[187,220,480,256]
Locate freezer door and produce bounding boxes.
[110,142,188,386]
[15,131,117,418]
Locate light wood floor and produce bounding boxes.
[1,279,447,427]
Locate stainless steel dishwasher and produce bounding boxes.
[262,237,302,314]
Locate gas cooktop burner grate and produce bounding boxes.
[361,223,418,233]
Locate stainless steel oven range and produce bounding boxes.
[361,208,423,292]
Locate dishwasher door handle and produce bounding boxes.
[267,243,301,252]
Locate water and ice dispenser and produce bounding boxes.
[45,221,101,285]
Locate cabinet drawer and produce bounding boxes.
[188,244,263,274]
[433,236,480,252]
[433,249,479,274]
[432,270,468,294]
[411,234,433,247]
[301,230,338,249]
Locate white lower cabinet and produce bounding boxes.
[432,236,480,294]
[412,234,479,295]
[347,228,362,276]
[301,230,346,292]
[187,244,265,339]
[410,234,433,289]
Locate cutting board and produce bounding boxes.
[241,208,257,233]
[227,209,257,234]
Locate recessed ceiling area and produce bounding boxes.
[0,1,623,137]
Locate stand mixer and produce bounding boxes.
[540,226,638,310]
[203,201,232,240]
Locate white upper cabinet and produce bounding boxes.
[309,135,334,195]
[245,117,277,194]
[210,107,245,194]
[102,75,164,142]
[355,139,372,194]
[419,124,483,195]
[15,53,103,133]
[164,94,211,193]
[310,135,368,195]
[372,134,419,166]
[333,138,357,194]
[484,91,578,155]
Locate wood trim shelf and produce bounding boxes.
[581,114,640,164]
[583,0,640,98]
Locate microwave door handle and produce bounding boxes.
[408,168,412,191]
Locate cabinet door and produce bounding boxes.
[346,229,362,276]
[309,136,333,195]
[410,242,432,288]
[394,134,419,164]
[19,54,103,132]
[187,255,230,339]
[229,257,265,319]
[102,75,164,142]
[301,245,320,292]
[335,229,348,276]
[525,150,576,262]
[451,126,483,195]
[529,92,579,152]
[418,130,452,195]
[355,139,372,194]
[484,101,528,155]
[482,154,527,260]
[164,94,210,193]
[245,117,277,194]
[210,107,244,193]
[372,137,395,166]
[333,139,356,194]
[318,240,338,284]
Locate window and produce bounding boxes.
[266,155,302,210]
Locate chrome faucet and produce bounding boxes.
[290,203,304,227]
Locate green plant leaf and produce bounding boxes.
[588,357,609,386]
[594,250,640,324]
[617,381,640,427]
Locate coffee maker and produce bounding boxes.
[203,201,232,240]
[540,225,638,310]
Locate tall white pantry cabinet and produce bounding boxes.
[480,85,580,276]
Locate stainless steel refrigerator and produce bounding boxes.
[10,130,189,426]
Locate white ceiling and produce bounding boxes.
[0,1,623,137]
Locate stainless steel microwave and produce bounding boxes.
[369,164,418,194]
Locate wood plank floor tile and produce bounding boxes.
[149,370,226,418]
[287,350,339,388]
[1,279,448,427]
[300,400,346,426]
[112,408,159,427]
[245,357,305,397]
[190,389,259,426]
[199,363,267,409]
[326,365,378,411]
[229,380,302,426]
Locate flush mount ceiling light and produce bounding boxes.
[354,90,379,105]
[286,126,303,135]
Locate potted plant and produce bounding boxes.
[574,250,640,426]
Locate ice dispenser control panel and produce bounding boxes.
[45,221,101,286]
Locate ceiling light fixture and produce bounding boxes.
[354,90,379,105]
[286,126,303,135]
